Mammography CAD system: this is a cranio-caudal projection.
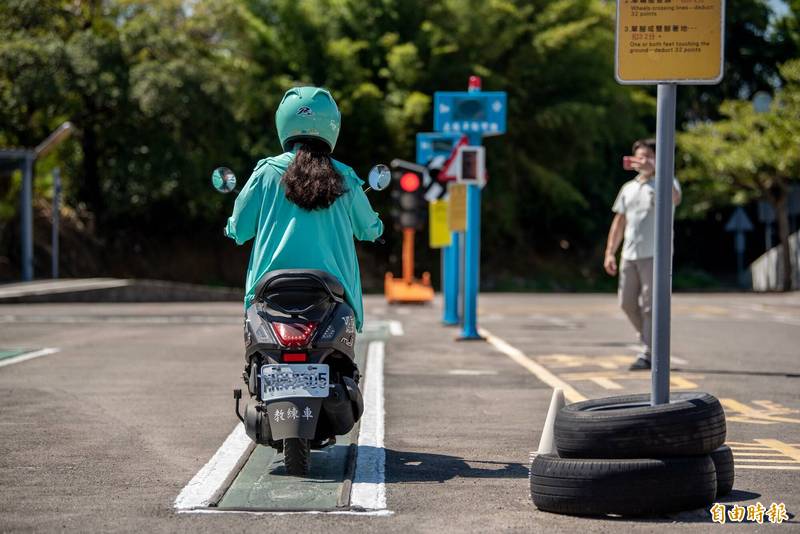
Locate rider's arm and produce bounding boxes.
[347,173,384,242]
[224,162,266,245]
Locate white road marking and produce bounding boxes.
[0,347,60,368]
[180,509,394,516]
[173,424,255,511]
[388,320,404,336]
[479,328,587,403]
[448,369,498,376]
[350,341,387,511]
[736,465,800,470]
[0,315,239,324]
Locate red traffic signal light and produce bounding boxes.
[400,172,421,192]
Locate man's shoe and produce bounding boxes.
[629,357,651,371]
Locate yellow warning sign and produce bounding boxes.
[448,183,467,232]
[616,0,725,84]
[429,200,452,248]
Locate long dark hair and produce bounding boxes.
[282,139,344,210]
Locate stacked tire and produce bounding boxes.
[530,392,734,516]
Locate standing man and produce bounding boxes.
[604,139,682,370]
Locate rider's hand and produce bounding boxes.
[604,254,618,276]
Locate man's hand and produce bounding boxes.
[604,253,618,276]
[632,156,655,177]
[605,213,625,276]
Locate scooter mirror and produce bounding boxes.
[212,167,237,193]
[367,164,391,192]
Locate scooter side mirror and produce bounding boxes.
[367,164,391,192]
[212,167,237,193]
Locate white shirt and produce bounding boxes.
[612,175,681,260]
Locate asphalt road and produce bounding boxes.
[0,292,798,532]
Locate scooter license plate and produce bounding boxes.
[260,364,330,401]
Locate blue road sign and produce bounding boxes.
[416,132,464,166]
[433,92,507,137]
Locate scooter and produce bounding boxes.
[212,163,390,476]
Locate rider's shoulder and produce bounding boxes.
[331,159,364,186]
[253,153,292,177]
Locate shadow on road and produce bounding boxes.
[385,448,528,483]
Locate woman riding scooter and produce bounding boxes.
[224,86,384,331]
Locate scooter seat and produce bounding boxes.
[254,269,345,301]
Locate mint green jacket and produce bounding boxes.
[225,151,383,331]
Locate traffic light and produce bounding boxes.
[384,159,434,303]
[390,160,426,230]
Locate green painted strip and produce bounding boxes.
[0,349,29,362]
[216,324,387,511]
[216,435,355,511]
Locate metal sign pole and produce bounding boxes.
[651,83,677,406]
[443,233,460,325]
[21,154,34,281]
[460,182,482,338]
[52,167,61,279]
[459,75,484,340]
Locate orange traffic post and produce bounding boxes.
[384,227,434,304]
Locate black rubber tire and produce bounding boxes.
[711,445,734,496]
[530,453,717,516]
[283,438,310,476]
[555,392,726,458]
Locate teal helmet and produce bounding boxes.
[275,86,341,152]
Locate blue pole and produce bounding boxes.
[460,183,482,339]
[458,78,484,339]
[443,232,460,325]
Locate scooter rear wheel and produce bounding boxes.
[284,438,310,476]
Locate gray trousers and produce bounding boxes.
[618,257,653,358]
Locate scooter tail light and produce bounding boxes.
[283,352,308,363]
[271,322,317,348]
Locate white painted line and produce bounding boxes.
[350,341,387,511]
[0,315,239,324]
[736,465,800,470]
[174,424,255,511]
[0,348,60,368]
[479,328,587,403]
[388,320,404,336]
[179,509,394,516]
[448,369,498,376]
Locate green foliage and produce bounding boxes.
[678,59,800,290]
[0,0,797,283]
[678,59,800,215]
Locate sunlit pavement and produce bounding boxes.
[0,292,797,531]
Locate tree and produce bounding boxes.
[677,0,799,123]
[678,60,800,291]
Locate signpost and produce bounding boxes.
[429,200,451,249]
[448,183,468,232]
[52,167,62,279]
[615,0,725,84]
[416,132,464,325]
[725,207,754,287]
[434,77,506,339]
[615,0,725,405]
